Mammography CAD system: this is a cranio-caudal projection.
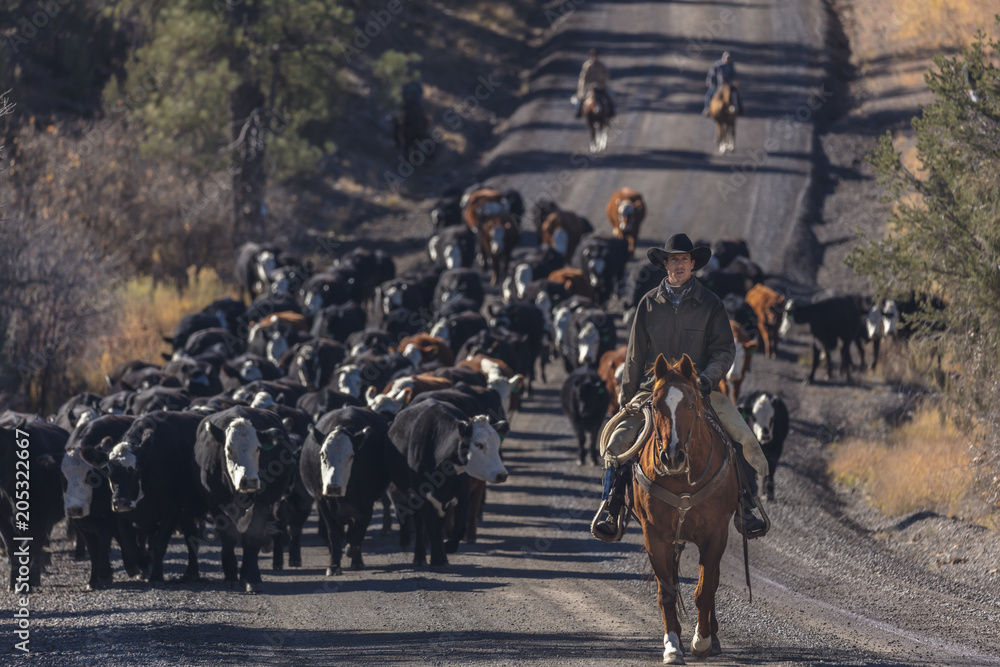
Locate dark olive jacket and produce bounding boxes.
[619,277,735,402]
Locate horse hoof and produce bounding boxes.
[663,655,686,665]
[245,582,261,594]
[325,566,342,577]
[711,637,722,655]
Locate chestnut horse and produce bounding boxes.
[633,353,738,664]
[582,87,611,153]
[708,82,737,154]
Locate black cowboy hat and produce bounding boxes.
[647,233,712,272]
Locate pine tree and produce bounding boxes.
[846,25,1000,484]
[106,0,354,243]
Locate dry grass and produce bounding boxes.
[830,403,982,521]
[73,267,237,392]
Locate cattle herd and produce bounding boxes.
[1,182,939,595]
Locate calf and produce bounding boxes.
[194,406,295,592]
[388,399,508,566]
[780,295,862,384]
[745,284,786,358]
[300,407,391,575]
[561,366,611,465]
[1,420,67,591]
[62,415,145,590]
[605,187,645,255]
[571,234,629,305]
[721,320,758,403]
[737,391,789,501]
[85,411,207,582]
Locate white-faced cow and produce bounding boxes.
[737,391,790,501]
[299,406,391,575]
[388,399,508,567]
[194,406,294,592]
[779,296,862,384]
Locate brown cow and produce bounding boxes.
[540,210,586,260]
[463,188,506,231]
[395,333,455,367]
[597,345,628,415]
[605,187,645,255]
[745,284,786,358]
[720,320,757,404]
[479,214,520,286]
[547,266,596,302]
[252,311,310,332]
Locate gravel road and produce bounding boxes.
[6,1,1000,665]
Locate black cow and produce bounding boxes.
[387,399,508,567]
[179,327,246,361]
[52,392,103,432]
[300,406,392,575]
[571,234,629,305]
[285,339,348,390]
[430,311,488,356]
[339,247,396,310]
[428,226,477,269]
[560,308,617,372]
[431,188,463,230]
[310,301,367,343]
[162,357,223,397]
[61,415,146,590]
[711,238,750,271]
[457,329,518,371]
[487,302,547,390]
[99,391,133,415]
[701,270,751,300]
[780,295,862,384]
[737,391,789,501]
[220,353,284,391]
[164,312,221,353]
[561,366,610,466]
[235,241,283,301]
[433,268,484,315]
[502,245,566,304]
[231,378,309,407]
[1,420,67,591]
[105,360,159,392]
[346,328,396,357]
[377,265,442,323]
[240,295,302,336]
[117,367,182,392]
[432,366,488,388]
[83,411,207,582]
[299,267,360,316]
[194,406,294,592]
[126,386,191,415]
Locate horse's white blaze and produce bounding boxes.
[665,387,683,458]
[320,427,354,497]
[444,243,462,269]
[663,632,683,661]
[463,416,508,484]
[578,321,601,366]
[223,418,261,492]
[692,623,712,655]
[751,393,775,444]
[490,225,504,254]
[62,449,94,518]
[552,228,569,256]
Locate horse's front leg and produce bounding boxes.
[643,530,684,663]
[691,528,729,658]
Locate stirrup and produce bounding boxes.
[735,496,771,539]
[590,498,627,543]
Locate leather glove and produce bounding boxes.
[697,375,712,397]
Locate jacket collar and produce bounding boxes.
[653,277,706,305]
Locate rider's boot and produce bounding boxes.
[591,465,629,542]
[733,455,768,539]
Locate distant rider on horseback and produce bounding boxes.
[574,48,616,119]
[703,51,743,116]
[591,234,770,542]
